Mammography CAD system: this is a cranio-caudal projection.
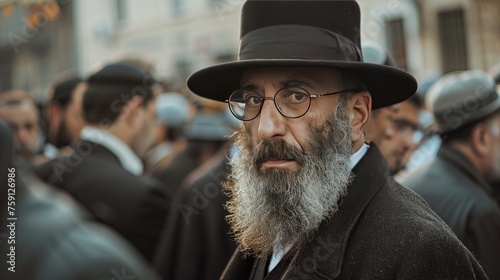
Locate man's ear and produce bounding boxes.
[121,96,144,126]
[350,91,371,143]
[46,101,62,129]
[47,100,61,119]
[470,123,493,158]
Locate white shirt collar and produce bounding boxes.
[80,126,144,176]
[268,143,370,273]
[349,143,369,170]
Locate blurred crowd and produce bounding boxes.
[0,42,499,279]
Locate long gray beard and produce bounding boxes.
[225,100,354,258]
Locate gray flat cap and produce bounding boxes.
[184,111,232,141]
[362,42,394,67]
[426,69,500,133]
[156,93,191,129]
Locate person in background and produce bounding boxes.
[0,120,161,280]
[395,73,442,181]
[145,92,192,174]
[363,43,424,175]
[184,0,486,279]
[34,63,170,261]
[153,109,237,280]
[153,108,232,197]
[43,73,86,158]
[490,63,500,204]
[403,70,500,279]
[0,92,41,165]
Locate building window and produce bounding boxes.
[115,0,126,22]
[386,18,407,70]
[173,0,184,17]
[438,8,468,73]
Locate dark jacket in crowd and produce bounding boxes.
[221,146,487,280]
[154,151,237,280]
[11,173,161,280]
[153,146,199,196]
[34,141,170,261]
[403,145,500,279]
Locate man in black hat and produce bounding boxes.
[403,70,500,279]
[34,63,170,261]
[0,120,162,280]
[186,1,486,279]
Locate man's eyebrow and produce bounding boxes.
[280,79,315,89]
[241,84,259,90]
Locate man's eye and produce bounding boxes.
[283,90,308,103]
[244,95,262,106]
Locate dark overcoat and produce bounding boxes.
[33,141,170,261]
[154,152,237,280]
[221,146,487,280]
[153,147,200,196]
[403,145,500,279]
[13,173,161,280]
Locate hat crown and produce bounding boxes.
[427,69,500,132]
[241,0,360,46]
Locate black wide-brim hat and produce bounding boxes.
[187,0,417,109]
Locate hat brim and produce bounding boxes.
[187,59,417,110]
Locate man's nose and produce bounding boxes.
[257,99,287,140]
[16,127,31,144]
[399,130,413,148]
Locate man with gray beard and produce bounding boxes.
[185,1,487,279]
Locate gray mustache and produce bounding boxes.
[253,139,306,168]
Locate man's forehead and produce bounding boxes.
[240,66,342,87]
[0,100,37,113]
[0,105,38,124]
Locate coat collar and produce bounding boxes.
[274,144,390,279]
[80,126,143,175]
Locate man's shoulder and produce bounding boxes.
[16,179,161,280]
[33,154,168,201]
[401,155,497,213]
[339,180,488,279]
[358,178,448,234]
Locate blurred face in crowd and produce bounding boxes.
[47,83,86,148]
[485,114,500,184]
[225,67,371,257]
[0,99,40,159]
[365,105,398,145]
[379,101,421,173]
[366,101,421,173]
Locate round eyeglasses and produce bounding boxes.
[226,87,363,121]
